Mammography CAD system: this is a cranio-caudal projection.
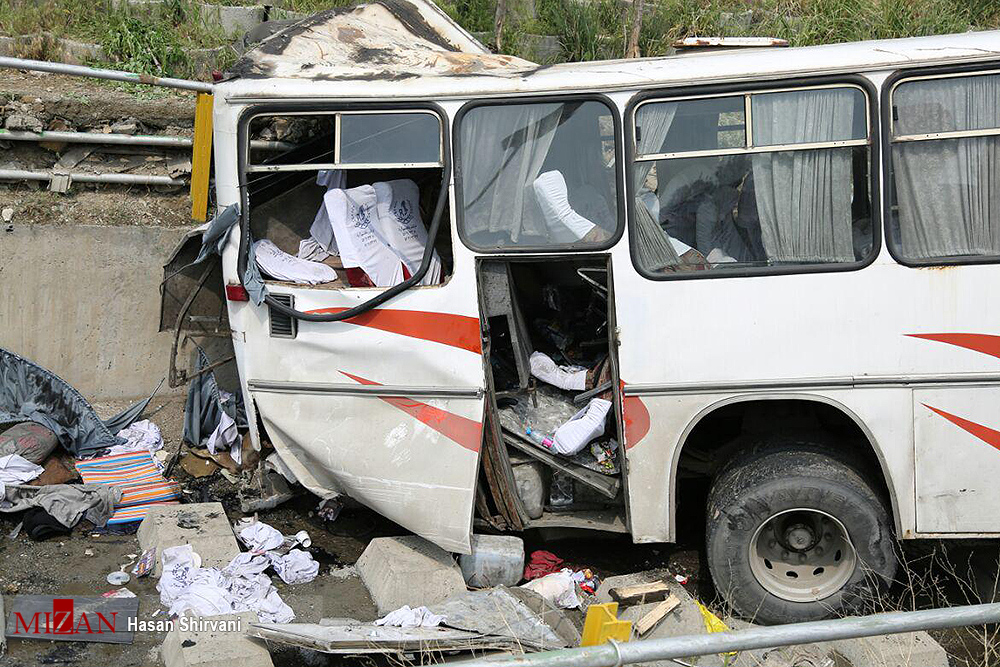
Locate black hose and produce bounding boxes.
[239,159,452,323]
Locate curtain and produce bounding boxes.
[751,89,856,263]
[460,104,562,243]
[632,102,681,271]
[892,75,1000,259]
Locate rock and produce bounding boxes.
[459,534,524,588]
[5,113,43,133]
[356,535,467,615]
[110,118,139,135]
[137,502,240,576]
[161,612,273,667]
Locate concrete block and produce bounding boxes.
[161,612,272,667]
[459,534,524,588]
[138,502,240,576]
[827,630,948,667]
[356,535,467,615]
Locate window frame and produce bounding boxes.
[453,93,626,254]
[625,74,881,282]
[882,62,1000,268]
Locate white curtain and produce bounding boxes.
[751,89,856,263]
[460,104,562,243]
[632,102,681,271]
[892,75,1000,259]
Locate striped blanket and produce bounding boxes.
[76,451,181,524]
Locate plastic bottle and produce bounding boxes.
[525,427,554,449]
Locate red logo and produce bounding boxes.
[12,598,117,636]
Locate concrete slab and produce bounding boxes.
[825,631,948,667]
[161,612,272,667]
[356,535,467,615]
[137,503,240,576]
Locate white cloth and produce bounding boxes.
[529,351,587,391]
[158,545,203,604]
[375,605,447,628]
[533,170,598,242]
[0,454,44,497]
[239,521,284,553]
[373,179,442,285]
[206,411,238,456]
[109,419,163,458]
[297,237,334,262]
[552,398,612,456]
[255,239,339,284]
[521,570,582,609]
[325,185,405,287]
[268,548,319,585]
[309,170,347,253]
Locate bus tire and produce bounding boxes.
[706,444,896,624]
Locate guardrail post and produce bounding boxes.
[582,603,632,647]
[190,92,214,222]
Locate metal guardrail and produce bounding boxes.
[456,603,1000,667]
[0,56,213,92]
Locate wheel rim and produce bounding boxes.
[748,508,858,603]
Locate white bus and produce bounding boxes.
[184,4,1000,623]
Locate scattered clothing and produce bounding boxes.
[375,605,447,628]
[21,506,71,541]
[108,420,163,460]
[297,237,334,262]
[76,451,181,524]
[529,352,587,391]
[254,239,339,284]
[524,550,564,581]
[238,520,284,553]
[0,422,58,464]
[521,570,582,609]
[206,411,238,456]
[183,346,247,450]
[0,454,44,493]
[268,549,319,585]
[372,179,442,286]
[0,483,121,528]
[309,170,347,254]
[552,398,612,456]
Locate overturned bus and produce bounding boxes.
[164,0,1000,625]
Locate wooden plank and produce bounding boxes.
[190,92,213,222]
[634,595,681,636]
[609,581,670,605]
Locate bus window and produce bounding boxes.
[457,99,620,251]
[243,109,451,289]
[889,71,1000,263]
[631,86,872,275]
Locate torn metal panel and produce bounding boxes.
[246,621,511,654]
[230,0,534,81]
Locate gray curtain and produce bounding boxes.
[893,74,1000,259]
[751,89,856,263]
[632,102,681,271]
[461,104,562,243]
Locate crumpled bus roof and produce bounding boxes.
[230,0,535,81]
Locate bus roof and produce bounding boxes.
[221,5,1000,104]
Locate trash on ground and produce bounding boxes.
[521,570,583,609]
[0,422,58,464]
[374,604,446,628]
[524,549,564,580]
[133,547,156,577]
[459,534,524,588]
[107,571,131,585]
[1,483,121,534]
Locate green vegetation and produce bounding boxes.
[2,0,1000,77]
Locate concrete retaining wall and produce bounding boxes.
[0,223,193,400]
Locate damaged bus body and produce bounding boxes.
[181,1,1000,624]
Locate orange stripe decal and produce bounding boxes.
[906,333,1000,360]
[340,371,482,453]
[621,381,650,449]
[923,404,1000,452]
[305,307,482,354]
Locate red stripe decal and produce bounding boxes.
[340,371,482,453]
[621,381,650,449]
[923,404,1000,452]
[906,333,1000,360]
[305,307,482,354]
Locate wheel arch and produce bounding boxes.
[666,392,902,541]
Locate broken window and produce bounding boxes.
[631,85,873,275]
[243,109,451,288]
[457,100,620,251]
[888,71,1000,262]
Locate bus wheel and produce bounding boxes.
[706,445,896,624]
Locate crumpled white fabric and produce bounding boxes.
[533,171,598,242]
[521,570,582,609]
[298,237,334,262]
[206,411,238,456]
[268,548,319,585]
[0,454,44,496]
[552,398,612,456]
[372,179,442,286]
[255,239,339,284]
[309,170,347,253]
[158,545,294,623]
[108,419,163,459]
[374,605,447,628]
[239,520,285,553]
[529,351,587,391]
[324,185,405,287]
